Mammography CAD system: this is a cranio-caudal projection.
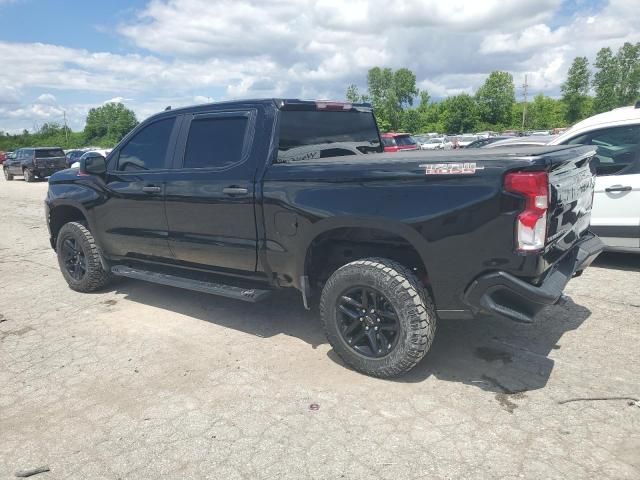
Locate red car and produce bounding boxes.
[381,133,419,152]
[0,151,7,165]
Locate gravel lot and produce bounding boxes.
[1,177,639,480]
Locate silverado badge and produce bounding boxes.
[420,163,484,175]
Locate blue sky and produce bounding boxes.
[0,0,637,133]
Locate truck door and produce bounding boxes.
[164,109,259,272]
[95,116,178,260]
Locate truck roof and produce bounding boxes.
[551,105,640,144]
[18,146,63,150]
[146,98,373,122]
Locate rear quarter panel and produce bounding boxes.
[261,153,541,312]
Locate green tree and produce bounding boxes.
[400,109,421,133]
[417,91,431,112]
[84,102,138,145]
[562,57,591,123]
[346,84,367,103]
[614,42,640,106]
[475,71,515,127]
[366,67,419,131]
[440,94,479,133]
[527,94,566,129]
[592,47,619,113]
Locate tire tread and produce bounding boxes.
[56,221,111,292]
[320,257,436,378]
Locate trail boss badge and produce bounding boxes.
[420,163,484,175]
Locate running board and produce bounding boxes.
[111,265,272,303]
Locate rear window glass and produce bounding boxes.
[382,137,396,147]
[36,149,64,158]
[277,110,382,163]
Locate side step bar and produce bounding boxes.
[111,265,272,303]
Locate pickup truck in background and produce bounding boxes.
[45,99,603,377]
[4,147,67,182]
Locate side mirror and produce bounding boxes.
[79,155,106,176]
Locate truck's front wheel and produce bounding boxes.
[320,258,436,378]
[56,222,112,292]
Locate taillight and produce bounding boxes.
[504,171,549,252]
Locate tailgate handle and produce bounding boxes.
[605,185,632,193]
[223,186,249,196]
[142,185,162,194]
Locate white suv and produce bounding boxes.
[550,104,640,253]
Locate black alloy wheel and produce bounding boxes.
[61,236,87,281]
[337,286,400,358]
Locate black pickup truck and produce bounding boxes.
[45,99,603,377]
[4,147,67,182]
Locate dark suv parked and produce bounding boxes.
[3,147,67,182]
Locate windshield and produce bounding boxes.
[35,149,65,158]
[395,135,416,146]
[459,136,476,142]
[277,110,382,162]
[427,138,443,144]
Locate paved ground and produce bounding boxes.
[1,177,639,480]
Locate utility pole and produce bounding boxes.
[63,110,69,144]
[521,74,528,132]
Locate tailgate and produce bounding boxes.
[545,146,597,253]
[36,156,66,169]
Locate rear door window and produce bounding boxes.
[182,115,248,169]
[567,125,640,175]
[277,110,382,163]
[117,117,176,171]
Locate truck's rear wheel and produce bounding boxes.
[56,222,111,292]
[3,168,13,181]
[320,258,436,378]
[23,168,34,182]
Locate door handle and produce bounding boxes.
[222,187,249,196]
[142,185,162,193]
[605,185,632,193]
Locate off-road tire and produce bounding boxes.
[3,168,13,181]
[320,257,437,378]
[56,221,112,292]
[23,168,34,182]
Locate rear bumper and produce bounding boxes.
[463,233,604,323]
[34,167,65,177]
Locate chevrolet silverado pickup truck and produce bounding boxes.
[45,99,603,377]
[4,147,67,182]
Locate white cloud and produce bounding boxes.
[0,0,639,132]
[36,93,57,105]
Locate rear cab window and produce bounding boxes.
[36,149,65,158]
[276,106,382,163]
